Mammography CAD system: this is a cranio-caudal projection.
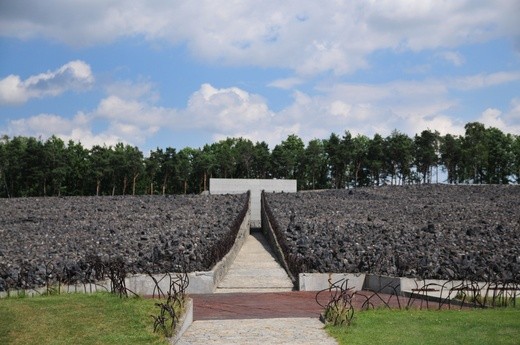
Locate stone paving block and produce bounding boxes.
[176,318,338,345]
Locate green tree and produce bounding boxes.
[64,140,90,196]
[90,145,111,196]
[351,135,370,187]
[303,139,328,190]
[177,147,195,194]
[192,145,216,192]
[414,129,440,184]
[367,134,386,186]
[325,133,347,188]
[461,122,488,183]
[385,130,414,185]
[512,135,520,183]
[252,141,271,179]
[24,137,46,196]
[4,137,29,196]
[158,147,177,195]
[0,136,7,197]
[485,128,513,184]
[439,134,462,184]
[145,149,161,195]
[110,143,128,195]
[125,145,144,195]
[234,138,255,178]
[271,134,305,182]
[43,136,67,196]
[213,138,236,178]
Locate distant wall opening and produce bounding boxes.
[209,178,297,228]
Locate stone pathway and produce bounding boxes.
[215,231,294,293]
[178,231,338,344]
[176,318,338,345]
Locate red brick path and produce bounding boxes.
[190,290,448,320]
[191,291,322,320]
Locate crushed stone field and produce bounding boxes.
[0,193,248,291]
[264,185,520,282]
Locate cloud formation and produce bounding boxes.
[1,1,519,75]
[5,69,519,151]
[0,60,94,105]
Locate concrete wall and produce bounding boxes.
[210,178,296,228]
[299,273,366,291]
[261,198,297,286]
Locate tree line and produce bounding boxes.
[1,122,519,197]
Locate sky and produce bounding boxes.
[1,0,520,154]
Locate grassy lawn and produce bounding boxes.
[326,308,520,345]
[0,293,169,345]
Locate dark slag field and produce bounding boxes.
[265,185,520,281]
[0,193,248,291]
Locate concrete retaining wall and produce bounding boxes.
[210,178,296,228]
[299,273,366,291]
[260,200,297,286]
[363,274,402,294]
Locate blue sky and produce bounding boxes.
[1,1,519,153]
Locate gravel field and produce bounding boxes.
[0,193,248,291]
[2,185,519,291]
[264,185,520,282]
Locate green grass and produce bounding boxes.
[326,308,520,345]
[0,293,169,345]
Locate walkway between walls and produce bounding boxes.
[215,230,294,293]
[177,231,339,344]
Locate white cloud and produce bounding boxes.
[477,99,520,134]
[185,83,273,132]
[1,1,519,75]
[478,108,506,129]
[0,60,94,105]
[90,95,175,145]
[104,80,159,102]
[268,77,304,90]
[507,98,520,121]
[0,75,26,104]
[5,113,122,147]
[3,74,519,152]
[2,83,276,147]
[437,51,465,66]
[7,113,76,136]
[453,71,520,90]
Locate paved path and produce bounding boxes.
[178,231,338,344]
[176,318,338,345]
[215,231,294,293]
[192,291,325,320]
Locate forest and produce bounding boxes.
[1,121,519,198]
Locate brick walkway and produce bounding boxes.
[191,289,457,320]
[192,291,323,320]
[177,231,460,344]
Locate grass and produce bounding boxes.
[326,308,520,345]
[0,293,169,345]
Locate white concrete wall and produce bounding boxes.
[210,178,297,227]
[299,273,366,291]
